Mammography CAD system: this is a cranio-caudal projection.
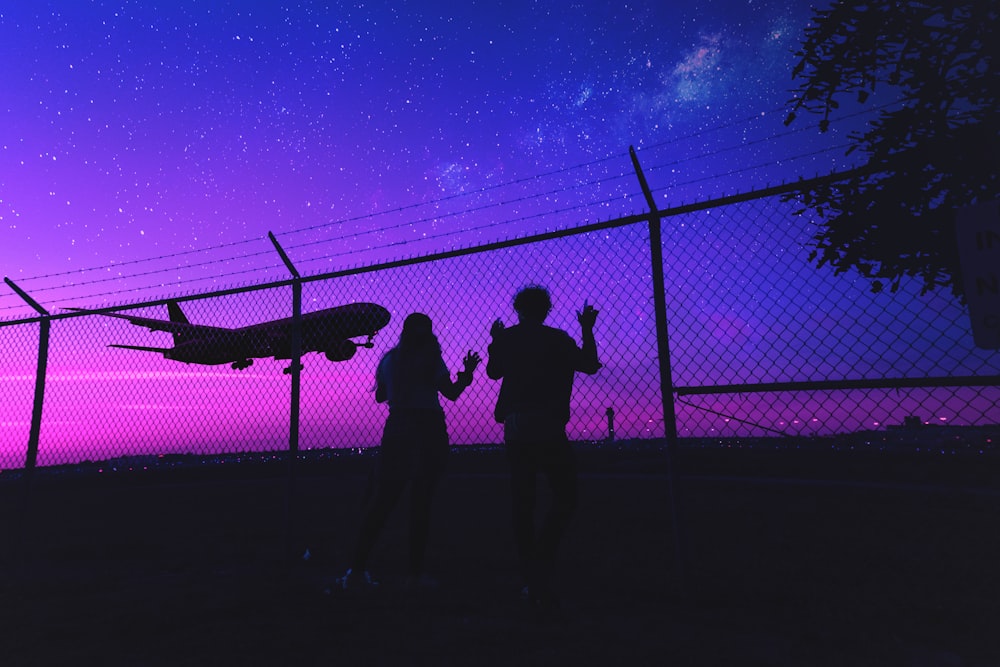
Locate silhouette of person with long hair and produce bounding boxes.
[337,312,480,590]
[486,285,600,607]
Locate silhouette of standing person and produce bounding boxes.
[486,285,600,607]
[337,312,480,590]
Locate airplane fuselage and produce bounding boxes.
[95,301,391,369]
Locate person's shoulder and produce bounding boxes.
[510,323,570,338]
[503,323,528,338]
[541,326,580,354]
[542,324,573,340]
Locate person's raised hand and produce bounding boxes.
[490,318,505,338]
[577,302,598,329]
[462,350,481,374]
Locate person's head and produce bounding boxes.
[399,312,434,348]
[513,285,551,324]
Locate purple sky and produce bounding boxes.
[1,0,872,314]
[6,1,990,468]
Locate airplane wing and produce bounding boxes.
[108,343,173,353]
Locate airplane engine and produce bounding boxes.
[325,340,357,362]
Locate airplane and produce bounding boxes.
[69,300,391,372]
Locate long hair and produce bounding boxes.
[387,312,441,385]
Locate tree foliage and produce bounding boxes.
[785,0,998,299]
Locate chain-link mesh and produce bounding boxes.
[666,195,1000,439]
[1,180,998,470]
[298,223,659,451]
[0,321,38,469]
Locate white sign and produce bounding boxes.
[956,200,1000,350]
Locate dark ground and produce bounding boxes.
[1,443,998,666]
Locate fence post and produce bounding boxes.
[4,279,50,471]
[268,233,303,561]
[628,147,687,587]
[4,277,51,569]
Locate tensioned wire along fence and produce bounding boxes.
[1,171,999,472]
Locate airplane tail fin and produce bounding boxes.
[167,301,190,324]
[167,301,191,345]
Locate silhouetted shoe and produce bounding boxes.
[404,574,440,590]
[334,568,379,591]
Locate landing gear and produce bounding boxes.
[232,359,254,370]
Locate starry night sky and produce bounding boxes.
[0,0,872,317]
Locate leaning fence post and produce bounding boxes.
[628,146,687,587]
[4,277,51,568]
[4,278,50,473]
[267,233,303,561]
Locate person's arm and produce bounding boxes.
[374,355,389,403]
[576,303,601,375]
[485,319,505,380]
[439,351,481,401]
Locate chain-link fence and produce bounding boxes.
[667,192,999,440]
[2,175,999,471]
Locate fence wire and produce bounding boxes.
[2,178,998,470]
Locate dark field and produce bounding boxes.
[1,444,998,666]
